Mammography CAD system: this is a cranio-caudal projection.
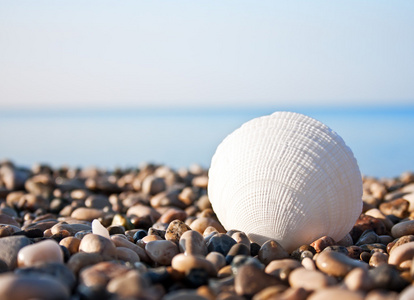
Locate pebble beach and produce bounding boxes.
[1,160,414,300]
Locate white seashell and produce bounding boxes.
[208,111,362,252]
[92,219,110,240]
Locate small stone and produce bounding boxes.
[251,285,289,300]
[289,268,336,291]
[228,231,250,248]
[150,189,185,208]
[365,289,399,300]
[91,219,110,239]
[316,251,367,277]
[142,175,166,195]
[171,253,216,276]
[79,234,117,260]
[307,287,364,300]
[165,219,191,244]
[231,255,264,275]
[207,233,237,256]
[388,235,414,253]
[310,236,335,253]
[79,261,131,287]
[264,259,302,276]
[400,286,414,300]
[0,213,20,227]
[67,252,103,275]
[226,243,250,264]
[18,239,64,267]
[190,217,226,234]
[0,273,70,300]
[301,257,316,270]
[379,198,410,219]
[336,233,354,247]
[126,204,161,224]
[116,247,140,264]
[346,246,363,259]
[391,220,414,238]
[85,194,110,209]
[0,224,21,237]
[107,225,125,235]
[356,229,380,246]
[235,264,282,298]
[132,229,147,243]
[369,264,409,292]
[369,252,389,267]
[59,236,81,254]
[351,214,386,241]
[206,252,226,272]
[145,240,179,265]
[258,240,289,265]
[160,208,187,223]
[388,241,414,266]
[71,207,106,222]
[179,230,208,256]
[111,234,150,262]
[107,269,150,298]
[344,267,374,291]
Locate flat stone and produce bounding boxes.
[179,230,208,256]
[258,240,289,265]
[316,251,368,277]
[0,273,70,300]
[18,239,63,267]
[0,236,31,270]
[79,233,117,260]
[289,268,336,291]
[145,240,179,265]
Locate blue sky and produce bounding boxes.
[1,1,413,109]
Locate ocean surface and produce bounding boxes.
[0,106,413,178]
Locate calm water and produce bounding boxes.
[0,106,413,178]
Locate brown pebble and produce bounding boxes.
[59,236,81,254]
[264,259,302,276]
[307,287,364,300]
[217,265,233,278]
[111,234,150,262]
[344,267,374,291]
[17,239,63,267]
[79,261,130,287]
[165,219,191,244]
[258,240,289,265]
[316,251,368,277]
[71,207,106,222]
[179,230,208,256]
[116,247,140,264]
[206,252,226,272]
[145,240,179,265]
[310,236,335,253]
[190,217,226,234]
[79,233,117,260]
[389,241,414,266]
[289,267,336,291]
[67,252,103,275]
[107,269,150,299]
[369,252,389,267]
[380,198,410,219]
[171,253,216,276]
[250,285,288,300]
[160,208,187,223]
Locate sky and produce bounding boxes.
[1,0,414,110]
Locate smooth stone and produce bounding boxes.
[400,285,414,300]
[344,267,374,291]
[107,269,151,298]
[145,240,179,265]
[250,285,289,300]
[289,268,336,291]
[229,231,250,248]
[379,198,410,218]
[307,287,364,300]
[347,246,364,259]
[336,233,354,247]
[310,236,335,253]
[116,247,140,264]
[171,253,216,276]
[258,240,289,265]
[391,220,414,238]
[206,252,226,272]
[264,259,302,276]
[231,255,264,275]
[142,175,166,195]
[50,222,91,236]
[369,264,409,292]
[160,208,187,224]
[190,217,226,234]
[111,234,150,262]
[301,257,316,270]
[85,194,110,209]
[179,230,208,256]
[150,189,185,208]
[365,289,399,300]
[226,243,250,264]
[126,204,161,224]
[0,273,70,300]
[0,214,20,227]
[369,252,389,267]
[365,208,394,230]
[388,235,414,253]
[351,214,387,241]
[18,239,63,267]
[15,262,76,291]
[356,229,380,246]
[59,236,81,254]
[234,264,282,298]
[132,229,148,243]
[79,261,131,287]
[79,233,117,260]
[22,219,58,232]
[388,241,414,265]
[316,251,367,277]
[71,207,106,222]
[0,224,21,237]
[207,233,237,256]
[165,219,191,244]
[217,265,233,278]
[92,219,110,239]
[67,252,103,275]
[111,214,133,231]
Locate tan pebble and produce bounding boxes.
[51,222,91,236]
[273,287,308,300]
[165,220,191,244]
[150,189,185,209]
[126,204,161,223]
[206,251,226,272]
[400,285,414,300]
[107,269,150,298]
[197,285,216,300]
[203,226,219,236]
[301,257,316,270]
[179,230,208,256]
[67,252,103,275]
[71,207,106,222]
[111,234,150,262]
[145,240,179,265]
[289,268,336,291]
[389,235,414,253]
[160,208,187,223]
[139,234,163,245]
[344,267,374,291]
[171,253,216,276]
[229,231,251,248]
[365,208,394,230]
[369,252,389,267]
[79,261,131,287]
[192,175,208,188]
[307,287,364,300]
[116,247,140,264]
[217,265,233,278]
[391,220,414,238]
[379,198,410,219]
[251,285,288,300]
[59,236,81,254]
[264,258,302,276]
[190,217,226,234]
[0,273,70,300]
[365,289,399,300]
[163,290,207,300]
[17,239,63,267]
[0,224,21,237]
[316,251,367,277]
[79,233,117,259]
[141,175,166,195]
[178,187,196,206]
[310,236,335,253]
[235,264,282,298]
[388,241,414,265]
[85,194,110,209]
[258,240,289,265]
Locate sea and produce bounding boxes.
[0,106,413,178]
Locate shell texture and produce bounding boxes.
[208,111,362,252]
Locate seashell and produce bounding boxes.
[208,111,362,252]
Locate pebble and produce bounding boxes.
[17,239,63,267]
[106,269,151,299]
[67,252,103,275]
[116,246,140,263]
[0,273,70,300]
[160,208,187,223]
[91,219,110,239]
[369,264,409,291]
[379,198,410,218]
[258,240,289,265]
[310,236,335,253]
[388,235,414,253]
[356,229,380,246]
[344,267,373,291]
[111,234,150,262]
[307,287,364,300]
[264,258,302,276]
[179,230,208,256]
[79,261,131,287]
[0,224,21,237]
[228,231,250,248]
[0,213,20,227]
[391,220,414,238]
[165,219,191,244]
[190,217,226,234]
[288,268,336,291]
[207,233,237,256]
[171,253,216,276]
[316,251,367,277]
[226,243,250,264]
[388,241,414,266]
[79,233,117,260]
[71,207,106,222]
[206,251,226,272]
[369,252,389,267]
[235,264,282,298]
[145,240,179,265]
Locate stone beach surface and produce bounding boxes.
[1,160,414,299]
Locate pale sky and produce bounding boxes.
[1,0,413,110]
